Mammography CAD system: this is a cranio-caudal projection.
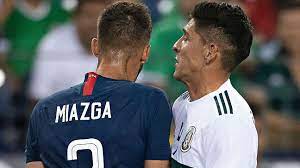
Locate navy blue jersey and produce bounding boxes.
[25,72,172,168]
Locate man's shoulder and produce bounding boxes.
[185,88,253,129]
[204,114,257,144]
[208,86,251,116]
[172,91,188,119]
[204,88,255,129]
[35,84,83,109]
[44,82,167,103]
[130,83,168,99]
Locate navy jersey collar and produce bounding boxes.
[82,72,132,96]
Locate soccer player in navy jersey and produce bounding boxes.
[25,1,172,168]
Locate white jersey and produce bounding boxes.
[171,80,258,168]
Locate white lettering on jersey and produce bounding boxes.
[55,105,66,123]
[80,102,90,121]
[55,102,112,123]
[69,104,78,121]
[102,102,111,119]
[91,102,101,120]
[65,105,69,122]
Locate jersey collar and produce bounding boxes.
[187,79,233,104]
[82,72,99,96]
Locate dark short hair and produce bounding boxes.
[97,1,152,56]
[191,2,253,72]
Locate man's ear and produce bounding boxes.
[91,38,100,57]
[141,44,150,64]
[204,43,218,64]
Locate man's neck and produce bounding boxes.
[95,64,129,81]
[95,58,140,82]
[185,73,229,101]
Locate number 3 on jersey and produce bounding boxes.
[67,138,104,168]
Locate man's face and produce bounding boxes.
[173,19,206,82]
[278,9,300,54]
[75,2,106,52]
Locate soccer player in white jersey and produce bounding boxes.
[171,2,258,168]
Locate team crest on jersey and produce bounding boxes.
[181,126,196,153]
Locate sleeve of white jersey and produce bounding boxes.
[203,117,258,168]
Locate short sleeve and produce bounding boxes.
[145,90,172,160]
[204,117,258,168]
[25,104,42,163]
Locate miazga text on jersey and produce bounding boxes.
[55,102,112,123]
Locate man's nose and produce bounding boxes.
[173,42,180,53]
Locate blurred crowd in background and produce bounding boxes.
[0,0,300,167]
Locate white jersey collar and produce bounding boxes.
[187,79,232,104]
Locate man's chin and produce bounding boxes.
[173,71,181,81]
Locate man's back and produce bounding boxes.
[26,72,172,168]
